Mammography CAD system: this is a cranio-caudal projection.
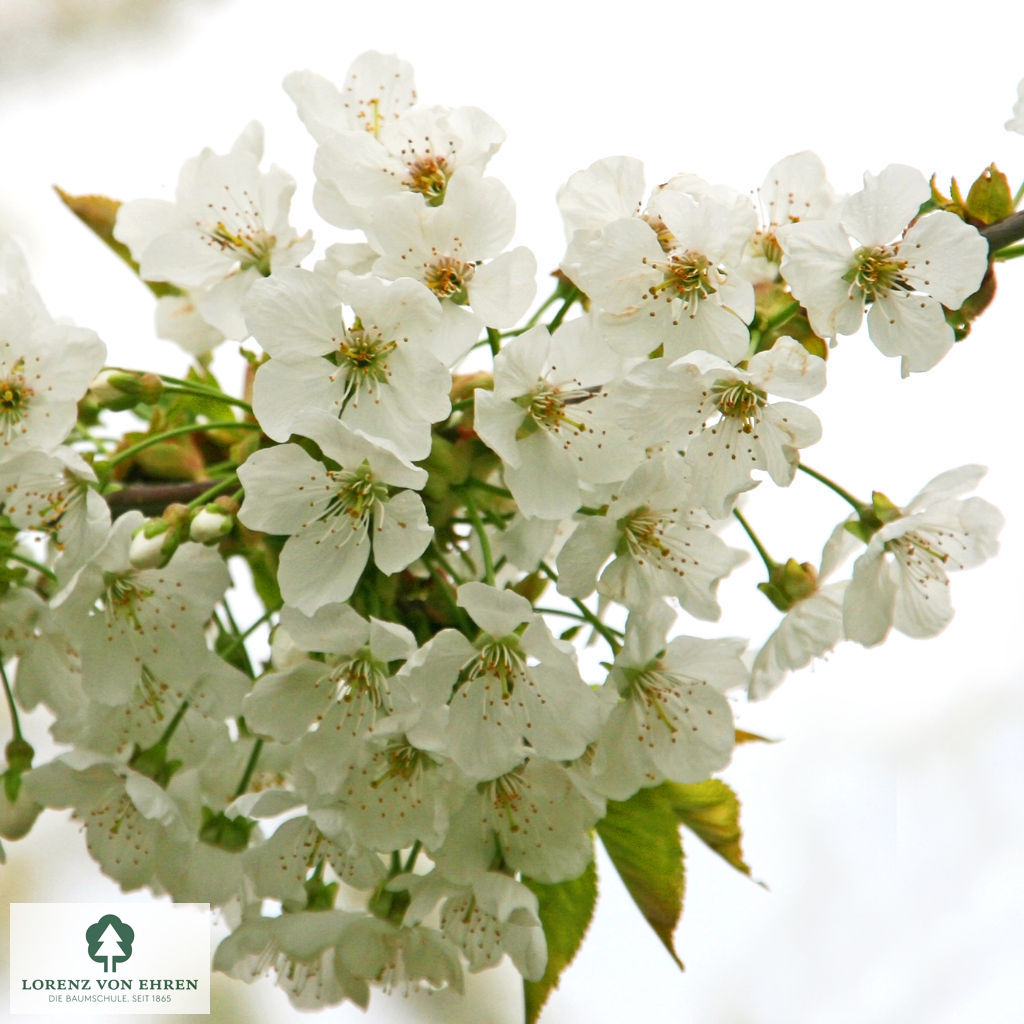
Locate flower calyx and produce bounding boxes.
[845,490,902,545]
[757,558,819,612]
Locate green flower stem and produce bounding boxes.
[732,508,778,574]
[218,610,275,661]
[0,654,24,743]
[217,604,256,679]
[459,478,513,501]
[764,298,801,330]
[991,242,1024,262]
[186,474,240,510]
[428,542,466,586]
[103,420,261,471]
[155,699,190,748]
[547,293,577,333]
[402,840,422,874]
[462,491,496,585]
[424,553,473,633]
[450,397,475,413]
[538,561,621,655]
[499,287,562,338]
[6,550,57,582]
[487,328,501,356]
[797,463,867,512]
[535,606,625,636]
[232,737,264,798]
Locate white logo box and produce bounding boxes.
[10,903,210,1016]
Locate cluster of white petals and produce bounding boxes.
[1,49,1014,1017]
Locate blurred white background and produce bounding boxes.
[2,1,1024,1021]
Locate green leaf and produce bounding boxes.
[666,779,752,878]
[965,164,1014,226]
[596,785,685,969]
[523,855,598,1024]
[54,188,182,298]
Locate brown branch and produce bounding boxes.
[105,481,214,518]
[979,211,1024,253]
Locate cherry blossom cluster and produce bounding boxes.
[0,51,1014,1016]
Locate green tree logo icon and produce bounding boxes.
[85,914,135,973]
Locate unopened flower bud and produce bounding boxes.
[129,504,190,568]
[88,369,163,409]
[190,503,234,543]
[0,782,42,840]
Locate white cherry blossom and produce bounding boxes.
[474,318,641,520]
[561,177,756,362]
[556,155,645,239]
[556,453,746,619]
[247,268,450,460]
[312,103,505,229]
[433,756,602,884]
[214,909,370,1010]
[367,170,537,362]
[286,50,417,146]
[743,151,839,283]
[0,241,106,461]
[24,749,191,891]
[397,869,546,979]
[236,417,433,614]
[778,164,988,375]
[1007,77,1024,134]
[681,337,826,516]
[114,122,312,340]
[843,465,1003,646]
[589,605,745,799]
[0,446,110,576]
[53,512,232,706]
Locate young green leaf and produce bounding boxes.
[523,854,598,1024]
[667,779,752,878]
[596,784,686,969]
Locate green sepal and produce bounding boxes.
[666,779,753,879]
[928,174,967,216]
[965,165,1015,226]
[368,879,411,924]
[3,740,34,802]
[845,490,902,545]
[3,769,21,804]
[515,413,541,441]
[54,188,182,299]
[757,558,818,612]
[303,875,339,912]
[596,784,686,970]
[198,806,256,853]
[844,518,876,544]
[5,738,34,777]
[523,853,598,1024]
[129,740,181,789]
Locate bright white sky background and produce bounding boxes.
[2,1,1024,1022]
